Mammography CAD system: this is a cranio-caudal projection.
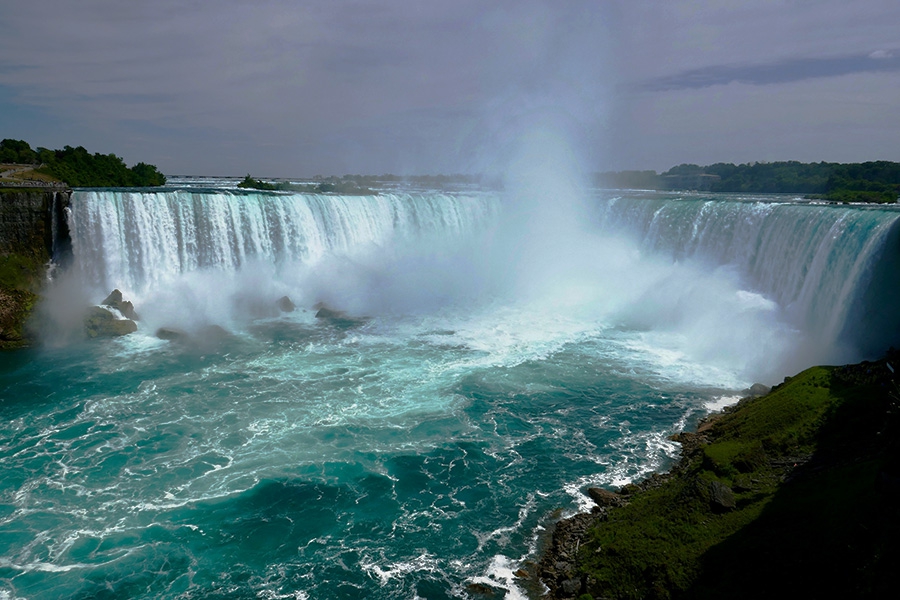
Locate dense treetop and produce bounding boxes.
[1,139,166,187]
[0,139,38,165]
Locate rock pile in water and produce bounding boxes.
[84,289,138,338]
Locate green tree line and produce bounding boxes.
[1,139,166,187]
[597,160,900,203]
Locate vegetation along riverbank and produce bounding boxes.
[536,351,900,599]
[597,161,900,203]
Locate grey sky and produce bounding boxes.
[1,1,898,176]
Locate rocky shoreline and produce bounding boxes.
[535,353,900,599]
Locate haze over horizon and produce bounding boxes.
[2,1,899,178]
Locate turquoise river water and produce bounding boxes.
[2,182,899,599]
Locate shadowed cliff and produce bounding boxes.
[0,188,70,348]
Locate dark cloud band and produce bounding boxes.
[639,50,900,91]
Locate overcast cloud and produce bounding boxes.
[1,1,898,176]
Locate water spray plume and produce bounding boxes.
[46,179,900,385]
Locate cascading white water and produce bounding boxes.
[61,187,900,376]
[68,189,500,296]
[593,193,900,360]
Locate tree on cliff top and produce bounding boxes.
[2,139,165,187]
[1,139,38,165]
[37,145,166,187]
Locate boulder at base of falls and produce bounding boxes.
[277,295,296,313]
[313,302,367,328]
[156,324,232,352]
[101,289,139,320]
[313,301,344,320]
[156,327,189,342]
[84,306,137,338]
[197,324,230,344]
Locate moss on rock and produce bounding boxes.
[0,286,37,347]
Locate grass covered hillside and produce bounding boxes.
[540,355,900,599]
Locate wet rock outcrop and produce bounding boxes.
[313,302,367,328]
[277,295,296,313]
[84,305,138,338]
[83,290,139,338]
[101,289,139,321]
[156,324,232,353]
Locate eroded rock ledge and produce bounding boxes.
[0,188,70,348]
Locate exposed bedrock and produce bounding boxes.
[83,289,140,338]
[84,305,138,338]
[155,323,233,353]
[101,289,139,321]
[277,295,296,312]
[0,188,71,348]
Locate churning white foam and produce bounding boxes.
[57,171,900,388]
[469,554,529,600]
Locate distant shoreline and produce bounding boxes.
[596,160,900,204]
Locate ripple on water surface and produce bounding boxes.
[0,307,731,599]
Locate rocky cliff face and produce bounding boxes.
[0,188,71,348]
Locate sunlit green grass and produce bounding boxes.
[573,362,899,599]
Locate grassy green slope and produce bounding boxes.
[568,358,900,599]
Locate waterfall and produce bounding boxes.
[594,194,900,358]
[64,188,900,360]
[50,190,72,266]
[67,189,500,295]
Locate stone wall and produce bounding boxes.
[0,188,69,258]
